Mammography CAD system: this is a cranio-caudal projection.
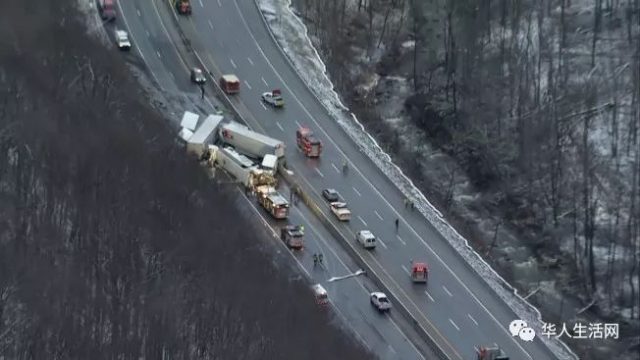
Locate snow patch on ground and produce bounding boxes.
[255,0,577,358]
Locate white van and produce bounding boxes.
[312,284,329,305]
[356,230,376,249]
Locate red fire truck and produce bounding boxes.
[296,126,322,158]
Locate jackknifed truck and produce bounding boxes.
[219,121,285,159]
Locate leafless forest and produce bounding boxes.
[293,0,639,357]
[0,1,371,359]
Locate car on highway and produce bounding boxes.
[312,284,329,305]
[261,89,284,107]
[322,188,340,202]
[190,67,206,84]
[330,202,351,221]
[356,230,376,249]
[114,30,131,51]
[370,292,391,312]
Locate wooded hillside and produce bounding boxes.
[0,1,370,358]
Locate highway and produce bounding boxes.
[154,1,562,359]
[114,1,435,358]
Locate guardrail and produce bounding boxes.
[162,2,450,358]
[278,163,451,360]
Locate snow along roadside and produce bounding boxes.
[254,0,577,358]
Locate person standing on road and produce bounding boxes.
[395,218,399,230]
[200,84,205,100]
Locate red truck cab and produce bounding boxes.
[97,0,116,21]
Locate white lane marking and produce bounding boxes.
[396,235,406,246]
[229,58,237,68]
[208,20,214,29]
[156,51,161,58]
[116,1,163,89]
[468,314,479,326]
[275,121,284,131]
[442,285,453,297]
[198,0,203,7]
[244,80,252,90]
[136,9,141,17]
[217,0,221,7]
[261,76,268,86]
[229,5,493,357]
[247,57,254,66]
[401,265,410,275]
[294,120,302,128]
[232,5,526,356]
[150,0,192,73]
[352,187,361,197]
[290,207,424,360]
[377,238,388,249]
[314,168,324,178]
[331,163,340,173]
[388,317,424,360]
[357,216,368,227]
[259,101,267,110]
[424,290,435,302]
[449,319,460,331]
[374,210,384,221]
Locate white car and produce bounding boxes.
[356,230,376,249]
[330,202,351,221]
[261,90,284,107]
[370,292,391,312]
[115,30,131,50]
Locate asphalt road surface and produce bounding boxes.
[115,1,435,358]
[147,1,562,359]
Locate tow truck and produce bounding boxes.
[261,89,284,107]
[173,0,192,15]
[410,260,429,284]
[476,346,509,360]
[280,225,304,249]
[296,126,322,158]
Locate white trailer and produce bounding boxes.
[186,114,224,156]
[216,147,258,187]
[219,121,285,159]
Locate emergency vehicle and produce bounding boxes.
[220,74,240,94]
[256,185,289,219]
[296,126,322,158]
[410,260,429,283]
[280,225,304,249]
